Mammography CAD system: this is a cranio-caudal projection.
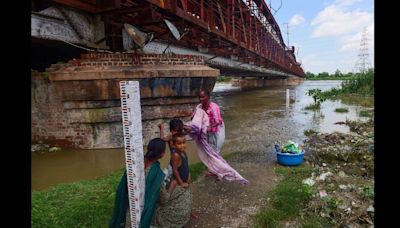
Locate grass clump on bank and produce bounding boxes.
[32,169,124,228]
[253,165,328,227]
[359,110,374,117]
[304,103,321,110]
[304,129,318,137]
[334,108,349,113]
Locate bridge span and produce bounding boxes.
[32,0,305,78]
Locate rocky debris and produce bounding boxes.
[31,143,61,153]
[300,119,374,226]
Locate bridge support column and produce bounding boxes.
[31,53,219,149]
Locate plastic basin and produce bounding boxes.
[276,151,305,166]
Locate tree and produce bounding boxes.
[318,72,329,77]
[306,89,326,105]
[334,69,342,77]
[306,71,315,78]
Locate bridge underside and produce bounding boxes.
[32,0,305,78]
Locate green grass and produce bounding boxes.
[32,169,124,228]
[32,152,241,227]
[334,108,349,113]
[359,110,374,117]
[253,165,328,227]
[189,162,207,182]
[304,103,321,110]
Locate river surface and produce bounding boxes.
[32,80,373,191]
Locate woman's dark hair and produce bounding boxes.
[169,118,184,132]
[200,89,210,96]
[145,138,166,159]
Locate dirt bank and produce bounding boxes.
[186,151,279,227]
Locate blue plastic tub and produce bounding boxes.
[276,151,305,166]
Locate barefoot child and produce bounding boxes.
[153,133,193,227]
[170,132,191,190]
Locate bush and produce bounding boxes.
[323,70,374,97]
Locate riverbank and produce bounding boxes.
[254,118,374,226]
[32,155,218,227]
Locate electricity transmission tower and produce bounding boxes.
[353,27,372,73]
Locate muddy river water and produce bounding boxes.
[32,80,373,191]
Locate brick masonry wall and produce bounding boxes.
[31,71,94,148]
[32,53,218,149]
[46,53,206,71]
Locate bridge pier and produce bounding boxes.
[231,76,304,88]
[31,53,219,149]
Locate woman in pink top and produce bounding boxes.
[197,89,224,153]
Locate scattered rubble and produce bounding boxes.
[31,143,60,154]
[300,119,374,226]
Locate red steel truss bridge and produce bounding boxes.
[32,0,305,78]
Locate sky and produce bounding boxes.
[269,0,374,74]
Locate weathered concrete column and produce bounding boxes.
[31,53,219,148]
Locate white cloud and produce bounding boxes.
[289,14,305,27]
[334,0,363,6]
[339,24,373,52]
[311,4,373,38]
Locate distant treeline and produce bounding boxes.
[305,69,374,80]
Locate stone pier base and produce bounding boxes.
[31,53,219,148]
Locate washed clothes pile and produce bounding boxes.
[275,140,303,154]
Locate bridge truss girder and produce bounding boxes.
[34,0,305,77]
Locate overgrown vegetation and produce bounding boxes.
[323,69,374,97]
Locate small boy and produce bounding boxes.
[169,133,190,192]
[159,118,184,153]
[159,119,191,190]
